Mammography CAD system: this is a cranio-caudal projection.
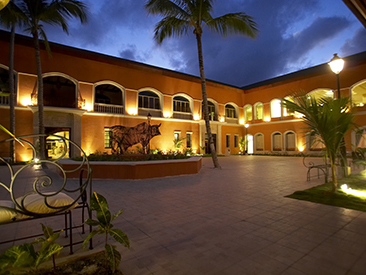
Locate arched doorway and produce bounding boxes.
[46,128,70,159]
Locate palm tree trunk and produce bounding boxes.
[195,33,221,169]
[9,23,15,163]
[32,31,46,159]
[330,157,337,193]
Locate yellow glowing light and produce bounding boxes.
[128,108,137,115]
[239,119,245,125]
[0,0,9,11]
[298,146,305,152]
[164,112,171,118]
[194,114,200,121]
[264,117,271,122]
[220,117,225,122]
[341,184,366,198]
[84,103,92,111]
[21,97,32,106]
[294,112,304,118]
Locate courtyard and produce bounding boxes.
[1,155,366,274]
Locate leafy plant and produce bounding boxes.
[173,136,186,151]
[0,224,63,274]
[83,192,130,273]
[239,137,246,154]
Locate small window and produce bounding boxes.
[256,134,264,151]
[273,133,282,151]
[186,132,192,148]
[226,134,230,148]
[225,104,236,118]
[104,128,112,148]
[234,135,238,148]
[286,132,296,151]
[174,131,181,142]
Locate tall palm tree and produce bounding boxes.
[0,0,26,163]
[282,95,355,193]
[145,0,258,168]
[17,0,87,159]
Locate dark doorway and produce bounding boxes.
[205,133,217,154]
[43,76,76,108]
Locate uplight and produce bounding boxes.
[239,119,245,125]
[194,114,200,121]
[84,103,92,111]
[341,184,366,198]
[264,117,271,122]
[21,97,32,106]
[128,108,137,115]
[298,146,305,152]
[164,112,171,118]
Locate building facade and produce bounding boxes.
[0,31,366,161]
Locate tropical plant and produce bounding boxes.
[239,136,246,154]
[0,0,26,163]
[173,136,186,151]
[83,192,130,273]
[145,0,258,169]
[282,94,355,193]
[13,0,87,159]
[0,224,63,274]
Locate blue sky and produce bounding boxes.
[2,0,366,87]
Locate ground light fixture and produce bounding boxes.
[328,53,344,99]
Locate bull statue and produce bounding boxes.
[111,122,161,154]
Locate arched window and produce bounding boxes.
[255,134,264,151]
[270,99,281,118]
[254,103,263,120]
[244,105,252,121]
[138,90,160,110]
[202,100,217,121]
[43,75,76,108]
[94,84,124,114]
[307,89,333,100]
[283,96,294,117]
[225,104,236,118]
[272,132,282,151]
[285,132,296,151]
[173,96,190,113]
[351,80,366,107]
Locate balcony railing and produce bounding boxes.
[94,103,124,114]
[225,117,239,124]
[173,112,193,120]
[0,95,9,105]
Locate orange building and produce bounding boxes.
[0,30,365,161]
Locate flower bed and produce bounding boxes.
[59,157,202,179]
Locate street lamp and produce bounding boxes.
[328,53,344,99]
[244,123,249,154]
[329,53,347,176]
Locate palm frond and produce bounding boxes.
[154,16,191,44]
[205,12,258,38]
[145,0,190,18]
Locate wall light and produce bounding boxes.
[128,108,137,115]
[239,119,245,125]
[164,112,171,118]
[264,117,271,122]
[219,116,225,122]
[21,97,32,106]
[298,145,305,152]
[84,103,92,112]
[194,114,200,121]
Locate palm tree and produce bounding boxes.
[17,0,87,159]
[145,0,258,168]
[0,1,26,163]
[282,94,355,193]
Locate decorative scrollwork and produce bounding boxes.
[0,134,91,219]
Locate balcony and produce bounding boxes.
[0,95,9,105]
[173,112,193,120]
[225,117,239,124]
[94,103,124,114]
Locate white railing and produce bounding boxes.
[94,103,124,114]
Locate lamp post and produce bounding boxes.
[328,53,344,99]
[244,123,249,154]
[328,53,347,176]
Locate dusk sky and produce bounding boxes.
[2,0,366,87]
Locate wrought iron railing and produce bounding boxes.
[94,103,124,114]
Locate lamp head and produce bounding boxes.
[328,53,344,74]
[244,123,249,128]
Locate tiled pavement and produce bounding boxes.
[2,156,366,274]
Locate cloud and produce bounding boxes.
[119,44,149,63]
[341,28,366,56]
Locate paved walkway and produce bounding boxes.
[2,156,366,274]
